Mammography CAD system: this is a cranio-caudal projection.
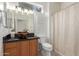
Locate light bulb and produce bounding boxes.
[17,7,21,12]
[27,11,30,15]
[24,9,28,13]
[29,10,34,14]
[22,10,24,14]
[15,7,18,13]
[0,4,3,10]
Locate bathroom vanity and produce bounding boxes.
[2,2,41,56]
[3,33,39,56]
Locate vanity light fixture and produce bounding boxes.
[23,9,34,15]
[7,5,34,15]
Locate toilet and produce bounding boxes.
[39,37,52,56]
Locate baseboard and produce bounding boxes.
[53,49,64,56]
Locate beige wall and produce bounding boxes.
[49,2,61,16]
[52,2,79,56]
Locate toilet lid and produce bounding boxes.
[42,43,52,48]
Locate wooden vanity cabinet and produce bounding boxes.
[20,40,29,56]
[4,42,20,56]
[4,39,38,56]
[29,39,38,56]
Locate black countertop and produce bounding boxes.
[3,33,40,43]
[3,37,40,43]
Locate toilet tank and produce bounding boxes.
[38,37,48,43]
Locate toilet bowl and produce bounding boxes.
[42,43,52,51]
[41,43,52,56]
[39,37,52,56]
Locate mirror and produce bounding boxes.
[6,2,35,33]
[6,2,42,33]
[15,11,34,33]
[6,9,34,32]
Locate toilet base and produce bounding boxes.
[41,49,52,56]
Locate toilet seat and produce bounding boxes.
[42,43,52,51]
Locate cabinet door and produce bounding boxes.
[20,40,29,56]
[4,42,20,56]
[29,39,38,56]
